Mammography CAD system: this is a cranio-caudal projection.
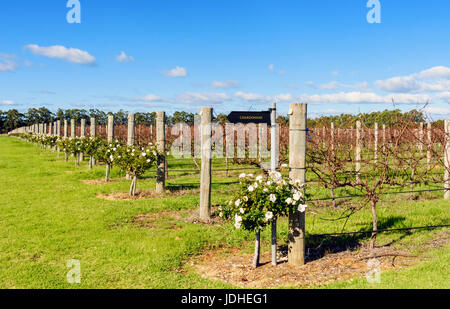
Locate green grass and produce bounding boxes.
[0,136,448,289]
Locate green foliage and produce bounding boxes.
[114,144,159,177]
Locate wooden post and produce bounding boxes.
[126,114,136,180]
[356,121,361,182]
[70,119,76,139]
[127,113,135,146]
[288,103,307,266]
[331,122,335,152]
[165,124,169,178]
[80,119,86,161]
[156,112,166,193]
[445,119,450,200]
[427,122,432,168]
[90,117,97,167]
[107,115,114,142]
[64,120,68,138]
[200,107,212,221]
[419,122,424,152]
[374,123,378,163]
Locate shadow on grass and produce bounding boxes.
[279,215,408,262]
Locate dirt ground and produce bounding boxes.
[187,231,449,288]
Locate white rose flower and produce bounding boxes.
[240,208,245,214]
[234,222,242,229]
[263,188,268,192]
[235,214,243,223]
[266,181,272,186]
[147,159,151,163]
[239,173,246,178]
[293,192,302,201]
[243,196,248,202]
[298,204,307,212]
[256,175,263,182]
[265,211,274,221]
[248,174,254,178]
[286,197,293,205]
[142,152,147,157]
[235,199,241,207]
[248,185,254,192]
[269,194,277,203]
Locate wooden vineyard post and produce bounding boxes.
[356,120,361,182]
[106,115,114,181]
[200,107,212,221]
[427,122,432,169]
[64,120,68,138]
[107,115,114,142]
[419,122,424,152]
[70,119,78,164]
[445,119,450,200]
[374,122,378,164]
[70,119,76,139]
[156,112,166,194]
[165,124,169,179]
[288,103,307,266]
[126,113,135,180]
[90,117,97,167]
[80,119,86,162]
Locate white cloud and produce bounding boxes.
[234,91,430,105]
[376,66,450,93]
[0,100,15,105]
[130,94,162,102]
[211,80,240,89]
[307,81,370,91]
[234,91,272,103]
[25,44,96,65]
[0,53,18,72]
[436,92,450,103]
[115,51,134,63]
[423,106,450,116]
[163,66,187,77]
[175,92,229,104]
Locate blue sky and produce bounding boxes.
[1,0,449,118]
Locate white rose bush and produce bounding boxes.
[219,171,308,268]
[114,144,159,196]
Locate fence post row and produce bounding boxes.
[156,111,166,194]
[288,103,307,266]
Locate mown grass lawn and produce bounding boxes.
[0,136,448,289]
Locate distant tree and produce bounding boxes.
[4,109,25,132]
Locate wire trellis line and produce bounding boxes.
[309,224,450,238]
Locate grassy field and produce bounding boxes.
[0,136,448,289]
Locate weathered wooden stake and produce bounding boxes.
[356,120,361,182]
[288,103,307,266]
[156,112,166,193]
[80,119,86,161]
[70,119,76,139]
[90,117,97,167]
[427,123,432,168]
[107,115,114,142]
[445,119,450,200]
[200,107,212,221]
[126,113,135,180]
[374,123,378,164]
